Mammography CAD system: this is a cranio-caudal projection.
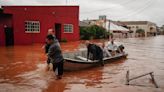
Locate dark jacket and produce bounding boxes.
[87,44,103,61]
[48,41,64,63]
[45,43,50,53]
[45,35,60,54]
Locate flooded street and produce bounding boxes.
[0,36,164,92]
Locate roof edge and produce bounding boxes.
[2,5,79,7]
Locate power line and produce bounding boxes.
[81,0,155,21]
[117,0,155,20]
[81,0,139,14]
[105,0,153,17]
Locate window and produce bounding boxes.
[64,24,73,33]
[25,21,40,33]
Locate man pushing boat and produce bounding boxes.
[46,35,64,79]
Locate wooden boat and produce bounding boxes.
[63,49,128,71]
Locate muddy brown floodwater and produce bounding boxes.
[0,36,164,92]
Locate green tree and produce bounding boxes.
[136,29,145,37]
[80,26,91,40]
[80,25,107,40]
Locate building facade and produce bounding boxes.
[119,21,157,37]
[0,6,79,46]
[159,25,164,35]
[83,15,108,29]
[83,16,130,38]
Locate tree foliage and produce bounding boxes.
[136,29,145,33]
[136,29,145,37]
[80,25,107,40]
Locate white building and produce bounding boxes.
[83,16,130,38]
[119,21,157,37]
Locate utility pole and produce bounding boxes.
[66,0,68,5]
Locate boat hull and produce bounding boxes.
[64,59,98,71]
[63,53,128,71]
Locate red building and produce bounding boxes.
[0,6,79,46]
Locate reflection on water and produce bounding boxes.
[0,36,164,92]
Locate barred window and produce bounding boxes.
[64,24,73,33]
[25,21,40,33]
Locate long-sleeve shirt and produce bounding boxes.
[45,35,60,54]
[48,42,64,63]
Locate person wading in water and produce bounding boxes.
[44,30,60,70]
[46,35,64,80]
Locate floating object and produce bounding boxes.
[63,50,128,71]
[126,70,159,88]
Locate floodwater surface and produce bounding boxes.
[0,36,164,92]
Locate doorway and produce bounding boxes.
[4,27,14,46]
[55,23,62,41]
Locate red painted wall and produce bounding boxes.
[0,6,79,45]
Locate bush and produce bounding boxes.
[80,27,92,40]
[136,29,145,33]
[106,32,113,39]
[60,38,67,42]
[136,29,145,37]
[80,25,107,40]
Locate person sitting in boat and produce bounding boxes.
[102,42,112,57]
[107,40,125,55]
[107,39,118,56]
[117,44,125,53]
[85,41,104,66]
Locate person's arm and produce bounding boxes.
[48,45,55,60]
[42,44,46,49]
[42,41,48,50]
[113,44,118,51]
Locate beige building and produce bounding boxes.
[83,19,107,29]
[119,21,157,37]
[83,15,108,30]
[159,25,164,35]
[83,16,131,38]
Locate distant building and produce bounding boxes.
[109,22,130,38]
[159,25,164,35]
[79,21,90,27]
[0,6,79,46]
[118,21,157,37]
[83,19,107,29]
[99,15,107,20]
[83,15,108,30]
[83,16,130,38]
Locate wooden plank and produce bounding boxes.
[150,73,159,88]
[125,70,159,88]
[129,72,153,81]
[126,70,130,85]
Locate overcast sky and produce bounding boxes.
[0,0,164,26]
